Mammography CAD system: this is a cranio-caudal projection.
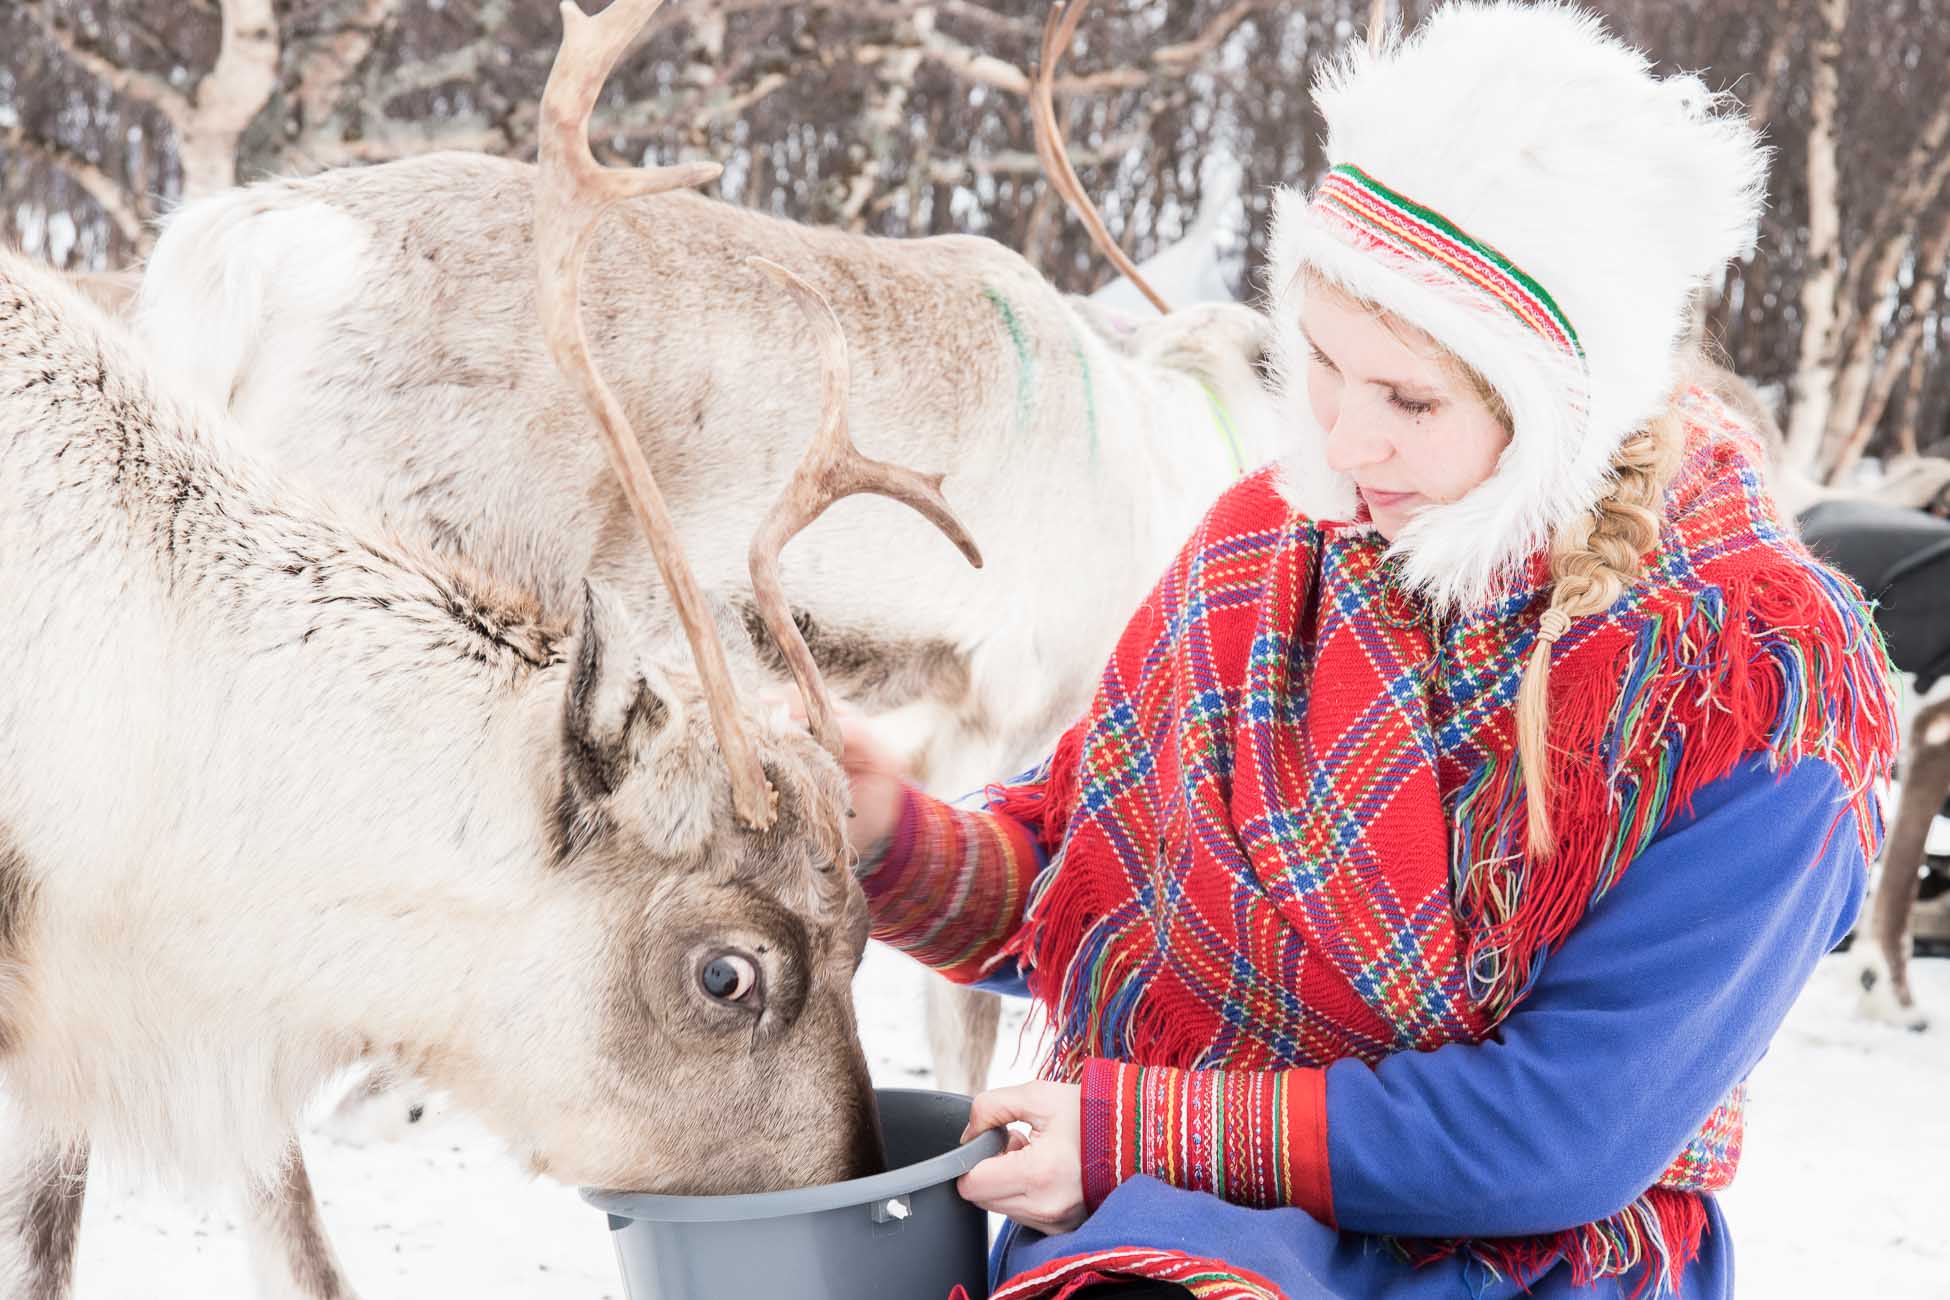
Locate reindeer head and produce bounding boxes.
[500,0,981,1195]
[471,581,877,1194]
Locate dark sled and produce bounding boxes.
[1799,497,1950,689]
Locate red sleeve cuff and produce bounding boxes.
[1078,1058,1333,1227]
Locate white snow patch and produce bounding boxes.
[66,949,1947,1297]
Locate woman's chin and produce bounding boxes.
[1368,508,1410,542]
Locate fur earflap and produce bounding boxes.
[1265,1,1768,610]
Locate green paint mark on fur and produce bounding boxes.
[984,287,1035,433]
[1069,331,1099,462]
[1198,379,1249,478]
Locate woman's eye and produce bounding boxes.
[1308,343,1337,371]
[699,953,758,1004]
[1388,391,1437,416]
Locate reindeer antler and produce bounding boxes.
[534,0,783,830]
[1032,0,1171,315]
[745,259,984,758]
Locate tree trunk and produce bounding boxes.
[179,0,281,199]
[1896,342,1929,460]
[1832,309,1933,482]
[1816,96,1950,472]
[1784,0,1848,477]
[1829,204,1950,481]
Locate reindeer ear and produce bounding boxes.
[563,580,678,801]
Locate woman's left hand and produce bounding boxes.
[955,1081,1086,1236]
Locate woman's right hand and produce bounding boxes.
[782,695,908,861]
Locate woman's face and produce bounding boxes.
[1301,287,1511,541]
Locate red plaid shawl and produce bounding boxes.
[988,391,1895,1294]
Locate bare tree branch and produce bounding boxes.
[29,2,193,134]
[916,15,1143,96]
[1154,0,1269,70]
[953,132,1154,181]
[1836,95,1950,314]
[697,72,794,126]
[290,0,402,139]
[1,126,152,249]
[293,124,516,170]
[937,0,1037,38]
[1831,202,1950,479]
[1737,0,1796,131]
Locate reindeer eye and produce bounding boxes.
[699,953,758,1004]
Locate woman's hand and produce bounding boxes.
[779,693,907,859]
[955,1081,1086,1237]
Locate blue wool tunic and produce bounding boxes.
[986,753,1866,1298]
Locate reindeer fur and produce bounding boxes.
[0,247,881,1297]
[135,152,1289,802]
[135,152,1295,1098]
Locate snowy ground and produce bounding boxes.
[70,946,1949,1299]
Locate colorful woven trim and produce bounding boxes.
[1079,1059,1332,1227]
[1311,163,1583,358]
[858,783,1043,984]
[986,1248,1288,1300]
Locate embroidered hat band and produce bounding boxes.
[1309,163,1583,359]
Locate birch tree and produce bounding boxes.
[7,0,1950,475]
[1782,0,1847,475]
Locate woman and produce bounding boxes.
[843,5,1896,1297]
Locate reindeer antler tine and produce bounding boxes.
[745,257,983,757]
[1033,0,1171,315]
[536,0,778,831]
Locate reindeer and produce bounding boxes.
[0,2,988,1294]
[130,5,1289,1103]
[1769,431,1950,1031]
[1856,696,1950,1030]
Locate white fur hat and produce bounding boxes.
[1266,1,1768,611]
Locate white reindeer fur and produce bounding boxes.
[0,245,877,1235]
[2,255,576,1185]
[135,152,1293,811]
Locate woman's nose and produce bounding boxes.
[1321,397,1392,474]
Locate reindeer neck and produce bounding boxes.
[0,249,577,930]
[1106,360,1263,506]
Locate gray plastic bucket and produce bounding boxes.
[582,1088,1007,1300]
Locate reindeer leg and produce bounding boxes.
[243,1140,357,1300]
[1864,697,1950,1028]
[0,1119,88,1300]
[926,979,1002,1097]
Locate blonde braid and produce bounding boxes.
[1516,406,1688,857]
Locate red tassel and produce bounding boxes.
[986,716,1089,854]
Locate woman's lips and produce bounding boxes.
[1359,487,1419,511]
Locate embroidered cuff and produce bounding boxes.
[1079,1058,1334,1227]
[858,784,1043,984]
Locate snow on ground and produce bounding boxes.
[71,946,1948,1298]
